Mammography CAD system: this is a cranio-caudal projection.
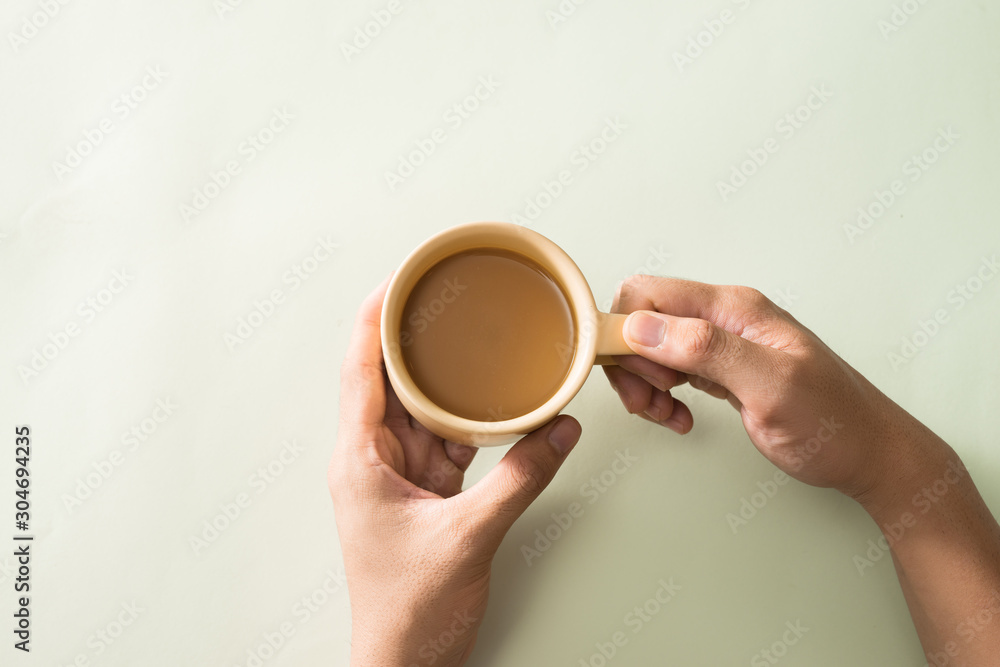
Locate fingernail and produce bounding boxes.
[548,417,581,455]
[644,405,662,422]
[628,313,665,348]
[663,416,686,434]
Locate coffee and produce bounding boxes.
[400,248,576,422]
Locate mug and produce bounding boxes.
[381,222,634,446]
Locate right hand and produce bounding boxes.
[603,275,934,506]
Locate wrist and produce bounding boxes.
[349,604,478,667]
[350,633,473,667]
[852,402,959,526]
[348,599,420,667]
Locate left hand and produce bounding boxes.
[329,277,582,667]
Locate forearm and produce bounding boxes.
[861,425,1000,665]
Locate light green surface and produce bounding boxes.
[1,1,998,665]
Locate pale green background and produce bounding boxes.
[1,1,998,666]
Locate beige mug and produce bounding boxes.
[381,222,634,446]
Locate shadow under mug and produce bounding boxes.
[381,221,635,446]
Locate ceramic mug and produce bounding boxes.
[381,222,634,446]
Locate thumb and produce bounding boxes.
[458,416,581,547]
[623,310,778,399]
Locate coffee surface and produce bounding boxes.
[400,249,575,422]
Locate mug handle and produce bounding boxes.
[594,312,634,366]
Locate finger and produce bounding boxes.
[337,277,391,443]
[623,310,781,400]
[616,277,782,336]
[603,365,653,414]
[444,441,478,473]
[339,277,390,425]
[613,353,687,392]
[384,374,415,433]
[665,398,693,433]
[610,278,625,312]
[688,374,730,400]
[413,445,469,498]
[676,374,744,414]
[384,380,447,475]
[457,416,582,546]
[638,396,694,434]
[642,386,676,424]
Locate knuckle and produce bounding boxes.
[751,400,785,431]
[689,374,713,392]
[781,347,821,390]
[727,285,773,313]
[326,459,341,489]
[341,359,383,389]
[621,274,652,290]
[326,458,350,506]
[680,319,721,359]
[361,359,384,383]
[506,456,549,502]
[740,286,771,307]
[617,274,661,311]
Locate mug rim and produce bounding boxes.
[381,221,599,444]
